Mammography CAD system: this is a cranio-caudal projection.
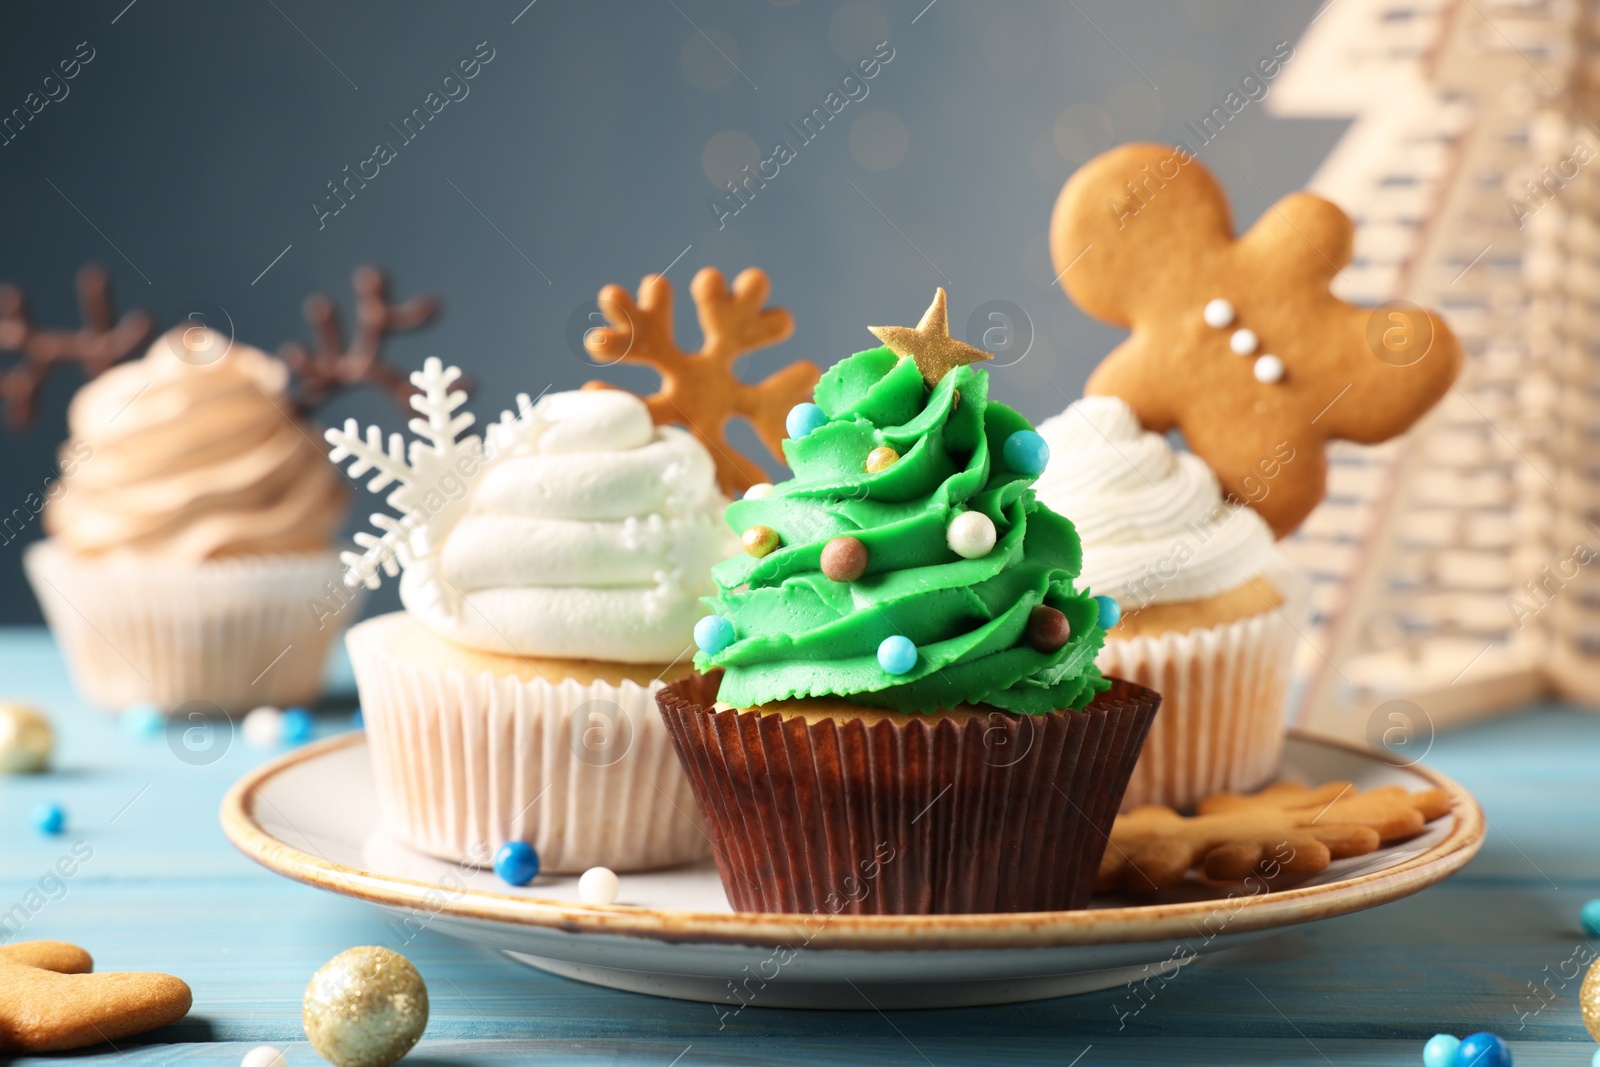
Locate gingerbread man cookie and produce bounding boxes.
[1051,143,1461,537]
[0,939,192,1052]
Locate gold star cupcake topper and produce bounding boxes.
[869,288,993,387]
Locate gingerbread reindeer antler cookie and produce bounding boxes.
[1050,143,1462,537]
[280,264,441,413]
[0,265,154,428]
[583,266,821,495]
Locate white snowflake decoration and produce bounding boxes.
[326,357,487,592]
[484,390,544,459]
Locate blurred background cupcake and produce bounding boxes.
[666,293,1160,915]
[25,325,354,713]
[14,264,434,716]
[1035,396,1303,810]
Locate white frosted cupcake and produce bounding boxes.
[25,327,352,712]
[1035,396,1305,809]
[337,360,730,872]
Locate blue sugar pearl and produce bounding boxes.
[1590,1049,1600,1067]
[877,635,917,676]
[1452,1032,1509,1067]
[1421,1034,1459,1067]
[694,615,736,655]
[786,402,828,440]
[1002,430,1049,476]
[1094,595,1122,630]
[1582,898,1600,937]
[31,802,65,836]
[494,841,541,886]
[281,708,314,746]
[120,702,165,740]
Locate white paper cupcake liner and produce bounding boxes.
[1097,571,1309,811]
[24,539,356,712]
[345,612,712,874]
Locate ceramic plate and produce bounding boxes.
[221,732,1483,1010]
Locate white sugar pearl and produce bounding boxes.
[946,510,998,559]
[1229,328,1258,355]
[744,482,774,500]
[579,866,620,905]
[241,1047,287,1067]
[242,706,283,750]
[1253,354,1285,383]
[1203,298,1234,328]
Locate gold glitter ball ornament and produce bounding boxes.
[865,446,900,473]
[303,946,429,1067]
[742,525,781,558]
[1582,955,1600,1041]
[0,702,52,773]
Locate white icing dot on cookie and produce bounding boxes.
[1203,298,1234,328]
[1254,354,1285,383]
[1230,328,1258,355]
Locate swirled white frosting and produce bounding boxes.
[1033,396,1279,607]
[401,389,734,662]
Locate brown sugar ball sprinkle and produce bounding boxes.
[821,536,869,582]
[1026,605,1072,653]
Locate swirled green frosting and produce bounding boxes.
[693,346,1109,715]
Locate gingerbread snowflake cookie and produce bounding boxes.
[583,267,821,495]
[1050,142,1462,537]
[0,940,192,1052]
[1097,780,1453,892]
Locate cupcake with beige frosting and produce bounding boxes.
[339,361,729,872]
[25,326,353,711]
[1036,396,1305,809]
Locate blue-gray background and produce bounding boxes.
[0,0,1335,624]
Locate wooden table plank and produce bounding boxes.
[3,627,1599,1065]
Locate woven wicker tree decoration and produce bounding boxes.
[583,267,820,495]
[0,265,154,428]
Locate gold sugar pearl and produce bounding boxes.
[865,446,900,473]
[743,525,781,558]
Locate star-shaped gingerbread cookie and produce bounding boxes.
[0,940,192,1052]
[1050,142,1462,537]
[869,288,993,387]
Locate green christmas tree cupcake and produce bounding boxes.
[657,291,1161,915]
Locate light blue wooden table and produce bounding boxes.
[2,625,1597,1066]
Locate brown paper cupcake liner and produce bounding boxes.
[657,674,1160,915]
